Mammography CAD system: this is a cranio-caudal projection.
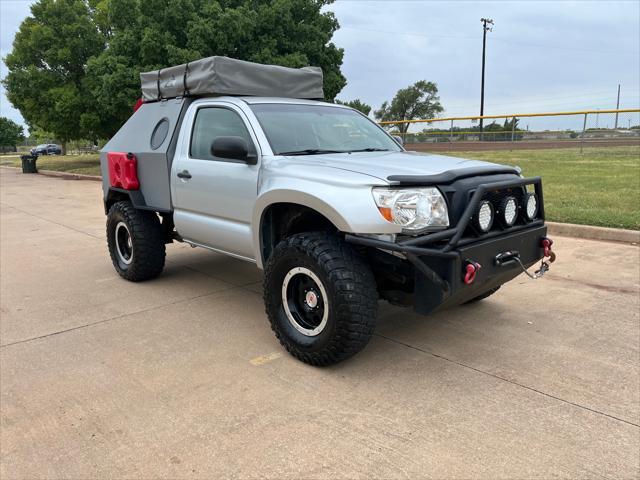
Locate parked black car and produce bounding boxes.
[30,144,62,156]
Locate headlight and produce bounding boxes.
[372,187,449,231]
[475,200,494,232]
[500,196,518,226]
[525,193,538,220]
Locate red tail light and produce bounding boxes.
[133,98,144,112]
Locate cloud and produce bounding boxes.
[1,0,33,128]
[330,0,640,128]
[2,0,639,133]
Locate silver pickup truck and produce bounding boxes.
[100,57,554,366]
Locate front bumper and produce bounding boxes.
[346,176,548,315]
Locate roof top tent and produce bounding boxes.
[101,56,325,212]
[140,56,324,102]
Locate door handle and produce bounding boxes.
[177,170,192,179]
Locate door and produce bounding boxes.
[172,104,260,261]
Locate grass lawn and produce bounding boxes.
[0,153,101,176]
[1,146,638,229]
[446,146,640,230]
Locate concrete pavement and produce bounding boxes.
[1,168,638,479]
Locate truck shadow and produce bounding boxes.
[163,245,514,365]
[375,298,506,338]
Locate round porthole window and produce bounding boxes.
[150,118,170,150]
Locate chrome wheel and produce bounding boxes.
[115,221,133,265]
[281,267,328,337]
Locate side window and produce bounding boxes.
[190,107,255,160]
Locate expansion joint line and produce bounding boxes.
[375,333,640,429]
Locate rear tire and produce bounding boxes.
[264,232,378,366]
[106,201,166,281]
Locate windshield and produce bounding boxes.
[249,103,402,155]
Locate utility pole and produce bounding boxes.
[614,84,621,129]
[479,18,494,140]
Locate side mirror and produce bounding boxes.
[392,135,404,146]
[211,136,257,164]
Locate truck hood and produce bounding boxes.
[282,150,518,184]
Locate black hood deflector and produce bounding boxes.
[387,165,520,185]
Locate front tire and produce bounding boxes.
[264,232,378,366]
[106,201,166,281]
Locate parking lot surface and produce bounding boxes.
[1,167,639,479]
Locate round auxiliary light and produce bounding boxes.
[525,193,538,220]
[475,200,494,233]
[501,196,518,227]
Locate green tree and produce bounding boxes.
[0,117,25,147]
[3,0,105,151]
[483,121,503,132]
[27,127,56,144]
[4,0,347,141]
[374,80,444,134]
[335,99,372,116]
[503,117,520,131]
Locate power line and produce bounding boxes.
[489,35,639,55]
[339,26,477,40]
[442,94,640,111]
[338,25,640,56]
[440,91,640,109]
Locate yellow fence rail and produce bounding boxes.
[377,108,640,152]
[378,108,640,126]
[392,128,632,136]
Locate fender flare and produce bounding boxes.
[252,189,352,269]
[104,187,171,214]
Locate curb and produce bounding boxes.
[0,165,102,182]
[546,221,639,245]
[37,169,102,182]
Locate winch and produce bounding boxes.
[493,236,556,280]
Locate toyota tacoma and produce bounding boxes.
[100,56,555,366]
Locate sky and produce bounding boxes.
[1,0,639,133]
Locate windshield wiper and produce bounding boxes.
[278,149,348,156]
[348,148,390,152]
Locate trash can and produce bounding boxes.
[20,154,38,174]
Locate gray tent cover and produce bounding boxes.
[140,56,324,102]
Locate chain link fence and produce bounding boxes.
[380,109,640,152]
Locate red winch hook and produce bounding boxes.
[541,237,554,258]
[464,261,481,285]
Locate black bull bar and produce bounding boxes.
[345,176,547,314]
